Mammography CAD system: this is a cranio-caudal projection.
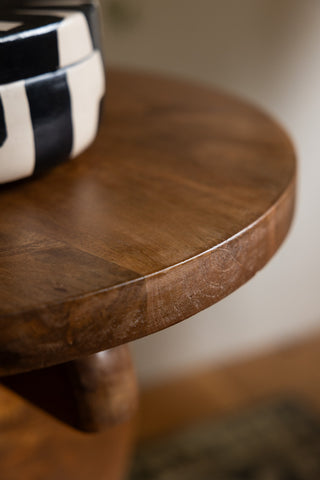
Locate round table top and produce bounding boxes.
[0,70,296,375]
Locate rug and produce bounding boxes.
[128,399,320,479]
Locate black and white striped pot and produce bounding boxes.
[0,0,105,184]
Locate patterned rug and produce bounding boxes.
[128,399,320,479]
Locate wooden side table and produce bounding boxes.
[0,70,296,480]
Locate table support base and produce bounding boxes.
[0,345,138,479]
[68,345,138,432]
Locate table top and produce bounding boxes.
[0,70,296,375]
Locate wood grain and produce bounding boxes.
[1,344,138,433]
[0,70,296,375]
[68,345,138,432]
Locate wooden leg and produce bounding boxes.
[0,380,135,480]
[0,345,138,479]
[2,345,138,433]
[68,345,138,432]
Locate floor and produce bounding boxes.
[135,332,320,444]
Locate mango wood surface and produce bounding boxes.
[0,70,296,375]
[68,345,138,432]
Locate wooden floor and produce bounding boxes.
[135,331,320,443]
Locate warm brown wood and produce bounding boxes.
[68,345,138,432]
[0,334,319,480]
[0,378,135,480]
[1,345,138,433]
[0,70,296,375]
[135,332,320,443]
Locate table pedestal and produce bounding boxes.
[0,347,137,480]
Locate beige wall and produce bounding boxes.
[102,0,320,384]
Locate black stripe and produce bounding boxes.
[0,13,61,84]
[26,71,73,174]
[16,3,102,50]
[0,96,7,147]
[0,12,61,37]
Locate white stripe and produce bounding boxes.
[0,21,23,32]
[56,11,93,68]
[0,83,35,184]
[67,51,105,157]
